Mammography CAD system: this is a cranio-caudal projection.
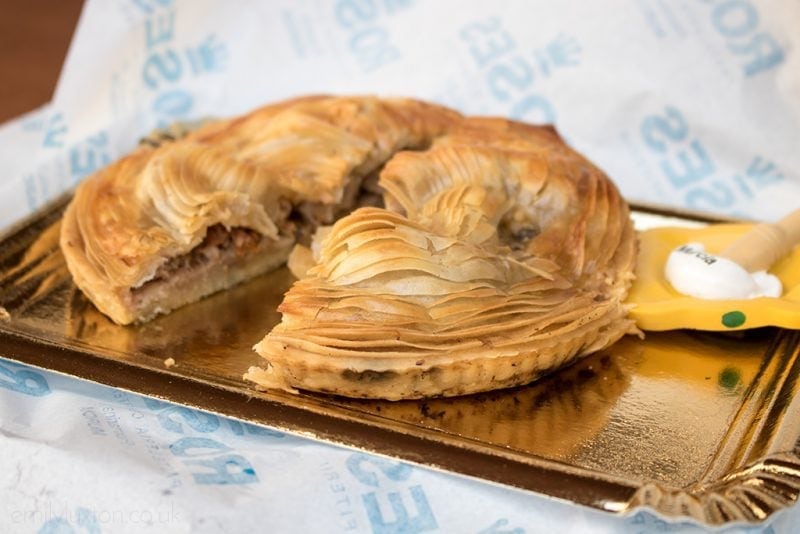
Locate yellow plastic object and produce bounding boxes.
[627,224,800,331]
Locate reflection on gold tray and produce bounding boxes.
[1,195,799,526]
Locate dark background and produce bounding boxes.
[0,0,84,124]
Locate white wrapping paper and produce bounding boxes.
[2,0,799,531]
[1,358,796,533]
[1,0,798,231]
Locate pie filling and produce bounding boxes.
[149,224,264,285]
[127,224,288,316]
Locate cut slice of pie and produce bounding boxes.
[247,119,639,399]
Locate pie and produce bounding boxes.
[60,95,638,399]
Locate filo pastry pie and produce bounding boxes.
[59,95,638,400]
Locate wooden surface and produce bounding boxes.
[0,0,85,124]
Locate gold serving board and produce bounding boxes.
[1,195,799,526]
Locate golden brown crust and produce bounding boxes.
[60,94,637,400]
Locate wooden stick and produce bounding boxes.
[719,208,800,272]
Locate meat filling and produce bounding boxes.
[134,224,263,292]
[131,224,262,308]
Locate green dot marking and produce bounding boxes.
[722,310,746,328]
[718,367,741,390]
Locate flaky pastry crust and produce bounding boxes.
[248,116,638,399]
[60,95,637,399]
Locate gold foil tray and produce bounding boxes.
[2,196,800,526]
